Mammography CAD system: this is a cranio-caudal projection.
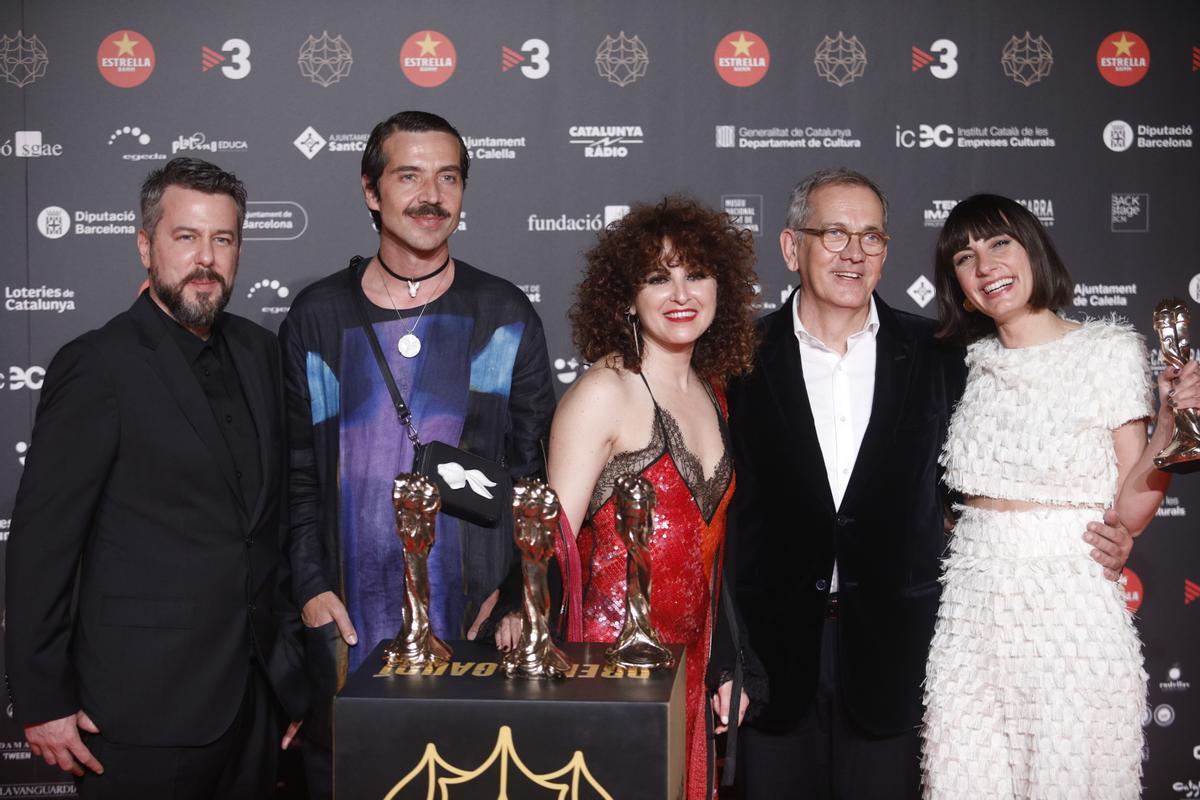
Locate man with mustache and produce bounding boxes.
[279,110,555,799]
[5,158,308,798]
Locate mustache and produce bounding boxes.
[185,268,227,289]
[405,203,451,219]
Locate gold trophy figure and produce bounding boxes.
[1153,298,1200,472]
[383,474,452,668]
[605,474,675,670]
[503,480,574,679]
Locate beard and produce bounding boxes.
[150,264,232,331]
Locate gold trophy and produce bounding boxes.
[382,473,452,668]
[605,474,675,670]
[502,480,574,679]
[1153,298,1200,473]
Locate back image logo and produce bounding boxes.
[1001,32,1052,86]
[1097,31,1148,86]
[1,31,48,87]
[715,31,769,87]
[401,30,456,87]
[201,38,251,80]
[97,30,155,88]
[912,39,958,78]
[501,39,549,79]
[595,31,648,87]
[298,31,352,87]
[814,32,866,86]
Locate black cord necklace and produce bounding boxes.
[377,251,450,298]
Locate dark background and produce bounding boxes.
[2,1,1197,795]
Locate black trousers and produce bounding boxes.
[77,663,283,800]
[737,619,922,800]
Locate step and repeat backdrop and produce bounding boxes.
[1,0,1198,795]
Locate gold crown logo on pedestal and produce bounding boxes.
[382,725,614,800]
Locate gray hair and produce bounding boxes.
[783,167,889,231]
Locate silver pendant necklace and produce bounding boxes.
[379,260,448,358]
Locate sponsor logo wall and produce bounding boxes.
[2,1,1198,795]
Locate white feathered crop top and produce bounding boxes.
[940,319,1153,506]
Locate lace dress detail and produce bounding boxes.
[922,319,1152,800]
[577,378,734,800]
[590,402,732,521]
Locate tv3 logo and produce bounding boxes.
[202,38,251,79]
[912,39,958,79]
[502,39,550,79]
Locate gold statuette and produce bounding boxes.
[605,474,675,670]
[383,474,452,668]
[502,480,574,679]
[1153,298,1200,473]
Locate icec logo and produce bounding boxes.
[895,124,953,148]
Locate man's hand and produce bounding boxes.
[709,680,750,735]
[281,720,303,750]
[301,591,358,645]
[1085,508,1134,581]
[25,711,103,777]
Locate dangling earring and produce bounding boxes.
[962,297,976,313]
[627,312,641,359]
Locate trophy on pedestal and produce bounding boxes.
[1153,298,1200,473]
[502,480,574,679]
[605,474,675,670]
[383,473,452,669]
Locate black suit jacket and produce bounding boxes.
[5,293,307,746]
[719,293,965,735]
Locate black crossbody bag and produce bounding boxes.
[349,258,510,527]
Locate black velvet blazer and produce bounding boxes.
[719,292,966,735]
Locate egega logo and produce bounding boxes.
[246,278,291,314]
[911,39,958,78]
[201,38,251,80]
[895,124,953,148]
[500,39,549,79]
[1104,120,1135,152]
[0,366,45,390]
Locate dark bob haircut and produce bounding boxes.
[570,195,759,382]
[361,110,470,229]
[140,157,247,240]
[935,193,1073,343]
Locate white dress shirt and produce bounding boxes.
[793,294,879,592]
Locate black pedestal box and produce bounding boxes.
[333,640,686,799]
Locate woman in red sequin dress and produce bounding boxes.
[548,196,758,799]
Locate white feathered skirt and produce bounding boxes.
[921,506,1145,799]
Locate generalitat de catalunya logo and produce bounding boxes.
[1097,31,1149,86]
[400,30,456,87]
[715,31,769,87]
[97,29,155,88]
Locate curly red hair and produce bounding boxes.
[569,195,758,382]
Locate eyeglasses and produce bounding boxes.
[796,227,890,256]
